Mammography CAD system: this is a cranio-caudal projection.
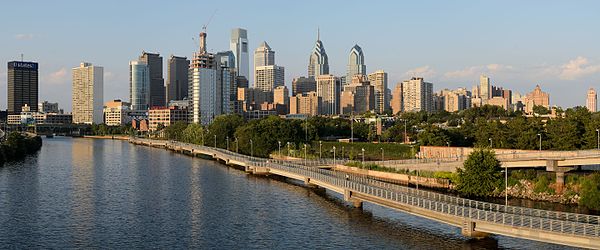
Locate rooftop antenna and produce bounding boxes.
[317,27,320,41]
[20,53,24,62]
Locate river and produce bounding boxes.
[0,137,576,249]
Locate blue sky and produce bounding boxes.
[1,0,600,111]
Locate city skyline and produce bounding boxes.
[2,1,600,111]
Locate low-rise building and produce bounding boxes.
[148,106,188,131]
[103,100,131,126]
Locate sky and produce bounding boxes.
[1,0,600,112]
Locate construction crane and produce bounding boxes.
[202,9,217,33]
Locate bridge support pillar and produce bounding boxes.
[344,189,363,209]
[461,220,489,239]
[555,171,565,193]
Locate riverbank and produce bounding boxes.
[0,132,43,166]
[83,135,130,140]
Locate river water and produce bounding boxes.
[0,138,576,249]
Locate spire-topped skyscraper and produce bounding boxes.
[308,29,329,78]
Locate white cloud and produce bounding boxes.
[558,56,600,80]
[14,34,34,40]
[46,68,68,85]
[443,64,514,79]
[404,65,436,78]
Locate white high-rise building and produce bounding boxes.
[230,28,249,80]
[401,77,433,112]
[129,60,150,115]
[254,41,275,68]
[72,62,103,124]
[190,32,218,125]
[587,88,597,112]
[480,75,491,100]
[255,65,284,92]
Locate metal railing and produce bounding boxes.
[130,138,600,238]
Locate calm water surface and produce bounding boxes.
[0,138,576,249]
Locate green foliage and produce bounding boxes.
[580,173,600,210]
[0,132,43,166]
[546,118,580,150]
[319,141,412,160]
[456,148,503,197]
[182,123,205,145]
[532,105,550,115]
[90,123,133,136]
[533,175,555,194]
[417,125,450,146]
[163,121,188,141]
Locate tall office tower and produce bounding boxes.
[166,55,190,102]
[38,101,59,114]
[255,65,285,92]
[7,61,38,114]
[72,62,104,124]
[217,51,236,114]
[316,74,340,115]
[138,52,164,108]
[346,44,366,84]
[254,41,275,68]
[401,77,433,112]
[391,84,403,115]
[292,77,317,96]
[340,75,375,114]
[308,30,329,78]
[230,28,249,79]
[480,75,491,100]
[190,32,217,124]
[368,70,388,114]
[524,85,550,114]
[587,88,597,112]
[129,60,150,115]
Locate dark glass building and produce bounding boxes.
[139,52,165,108]
[7,61,38,114]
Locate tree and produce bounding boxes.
[417,125,450,146]
[532,105,550,115]
[206,114,245,148]
[183,123,204,145]
[164,121,188,141]
[546,118,579,150]
[580,172,600,210]
[456,148,503,197]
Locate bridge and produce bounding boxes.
[129,138,600,249]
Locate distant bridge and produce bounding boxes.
[130,138,600,249]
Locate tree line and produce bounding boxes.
[0,132,43,166]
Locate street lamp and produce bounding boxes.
[319,141,322,159]
[489,138,493,148]
[380,148,384,162]
[537,134,542,151]
[287,142,290,158]
[446,141,450,147]
[361,148,365,166]
[278,141,281,157]
[250,139,254,157]
[214,134,217,148]
[341,146,345,160]
[596,129,600,150]
[304,144,307,165]
[235,137,239,153]
[226,136,229,151]
[333,146,336,166]
[503,168,508,206]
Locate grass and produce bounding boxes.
[315,141,414,160]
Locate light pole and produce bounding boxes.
[304,144,307,166]
[596,129,600,150]
[214,134,217,148]
[250,139,253,157]
[287,142,290,158]
[361,148,365,166]
[489,138,492,148]
[505,167,508,206]
[380,148,384,162]
[537,134,542,151]
[404,119,408,144]
[226,136,229,151]
[202,129,205,146]
[446,141,450,147]
[235,137,239,153]
[278,141,281,157]
[333,146,336,166]
[319,141,322,159]
[341,146,345,160]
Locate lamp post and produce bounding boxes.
[341,146,345,160]
[596,129,600,150]
[319,141,322,159]
[537,134,542,151]
[202,129,205,146]
[304,144,307,166]
[489,138,492,148]
[214,134,217,148]
[446,141,450,147]
[278,141,281,157]
[226,136,229,151]
[351,112,354,143]
[333,146,336,166]
[380,148,384,162]
[505,167,508,206]
[287,142,290,158]
[235,137,239,153]
[361,148,365,166]
[250,139,253,157]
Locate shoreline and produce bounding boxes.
[82,135,130,140]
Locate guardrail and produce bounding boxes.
[131,138,600,239]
